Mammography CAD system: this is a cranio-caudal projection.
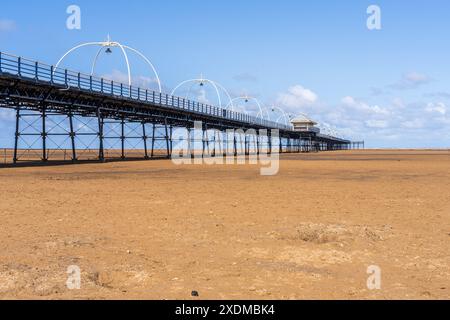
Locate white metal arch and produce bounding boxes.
[270,106,291,126]
[171,79,221,107]
[276,114,292,126]
[212,81,235,111]
[56,42,102,71]
[55,37,162,92]
[89,44,162,92]
[256,107,271,120]
[123,46,161,92]
[90,46,104,75]
[226,96,264,119]
[55,41,131,86]
[115,42,132,86]
[170,77,233,110]
[227,104,250,116]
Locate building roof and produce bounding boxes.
[290,114,317,125]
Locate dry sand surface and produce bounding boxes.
[0,150,449,300]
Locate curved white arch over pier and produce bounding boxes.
[226,96,265,119]
[171,76,233,110]
[55,36,162,92]
[271,106,291,126]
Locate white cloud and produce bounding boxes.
[434,116,450,125]
[233,73,258,82]
[370,87,384,96]
[341,96,356,106]
[341,96,390,115]
[390,72,431,90]
[274,80,449,147]
[0,19,16,32]
[365,120,389,129]
[405,72,429,83]
[0,108,14,121]
[401,119,424,129]
[335,96,450,145]
[427,91,450,99]
[277,85,318,110]
[425,102,446,115]
[392,97,405,108]
[196,89,211,104]
[101,70,161,91]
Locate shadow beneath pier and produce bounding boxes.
[0,157,171,169]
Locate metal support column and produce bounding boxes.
[212,130,216,157]
[13,106,20,164]
[68,111,77,161]
[164,117,170,158]
[142,122,149,159]
[42,105,47,161]
[256,133,260,155]
[97,108,104,162]
[233,131,237,157]
[244,134,248,156]
[279,137,283,154]
[202,124,206,157]
[203,123,210,157]
[151,123,156,158]
[169,125,173,156]
[187,128,192,158]
[121,117,125,159]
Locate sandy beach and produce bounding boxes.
[0,150,449,299]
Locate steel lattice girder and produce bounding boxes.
[0,73,350,149]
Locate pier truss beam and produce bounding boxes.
[0,56,352,165]
[7,103,350,164]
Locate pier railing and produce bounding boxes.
[0,51,291,131]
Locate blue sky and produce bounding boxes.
[1,0,450,148]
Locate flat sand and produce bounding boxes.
[0,150,449,299]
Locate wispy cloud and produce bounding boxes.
[0,19,16,32]
[389,72,432,90]
[0,108,15,121]
[101,69,164,92]
[425,91,450,99]
[341,96,390,116]
[365,119,389,129]
[425,102,447,115]
[369,87,384,96]
[233,72,258,83]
